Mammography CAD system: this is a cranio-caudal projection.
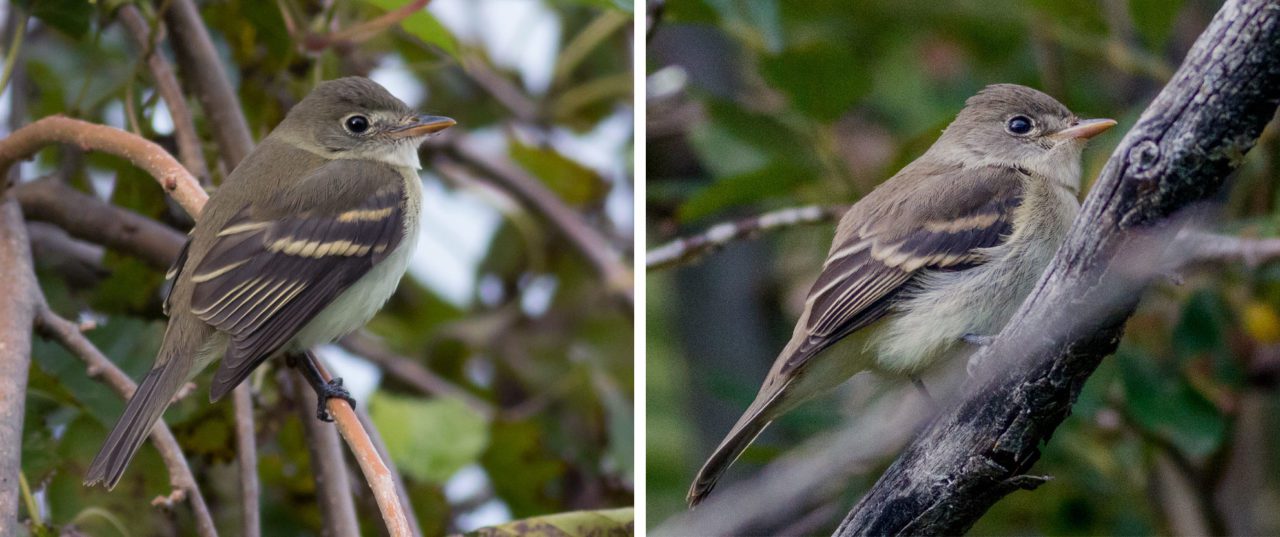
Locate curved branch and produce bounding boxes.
[646,204,846,270]
[837,1,1280,534]
[0,116,207,216]
[33,307,218,537]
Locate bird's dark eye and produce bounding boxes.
[345,115,370,134]
[1006,115,1033,135]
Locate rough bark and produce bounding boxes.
[837,1,1280,535]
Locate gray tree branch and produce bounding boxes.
[837,1,1280,534]
[0,200,37,534]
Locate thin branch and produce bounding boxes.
[837,1,1280,533]
[0,116,208,215]
[231,385,260,537]
[117,4,213,187]
[285,369,360,537]
[33,306,218,537]
[0,200,37,529]
[304,353,414,537]
[646,204,847,270]
[294,0,432,53]
[0,6,27,96]
[437,141,634,311]
[163,0,254,170]
[356,407,424,537]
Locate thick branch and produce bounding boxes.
[646,204,846,270]
[163,0,254,170]
[0,200,36,531]
[13,178,185,270]
[838,1,1280,534]
[33,307,217,537]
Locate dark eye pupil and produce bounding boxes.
[346,116,369,133]
[1007,116,1032,134]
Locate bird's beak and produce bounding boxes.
[1053,118,1117,141]
[389,115,456,138]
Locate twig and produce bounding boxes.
[0,6,27,96]
[553,9,630,86]
[117,4,212,187]
[285,369,360,536]
[0,116,208,215]
[0,200,37,530]
[13,178,186,270]
[437,142,634,311]
[461,55,540,123]
[646,204,847,270]
[231,385,260,537]
[294,0,432,53]
[33,306,218,537]
[163,0,254,170]
[304,353,414,537]
[340,333,496,420]
[356,407,423,537]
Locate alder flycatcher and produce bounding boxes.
[688,84,1115,506]
[85,77,455,489]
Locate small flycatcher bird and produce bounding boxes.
[85,77,455,489]
[687,84,1115,506]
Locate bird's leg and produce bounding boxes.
[909,376,937,409]
[288,351,356,422]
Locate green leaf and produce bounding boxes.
[760,41,872,122]
[370,394,489,483]
[704,0,782,53]
[1118,350,1227,458]
[509,138,607,207]
[465,508,634,537]
[482,420,565,518]
[677,162,807,222]
[24,0,93,39]
[361,0,458,58]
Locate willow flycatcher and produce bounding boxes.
[85,77,455,489]
[688,84,1115,506]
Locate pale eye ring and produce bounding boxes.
[1006,115,1033,135]
[344,115,370,134]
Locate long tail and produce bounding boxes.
[84,354,190,489]
[687,382,791,507]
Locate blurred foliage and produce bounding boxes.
[7,0,633,535]
[647,0,1280,534]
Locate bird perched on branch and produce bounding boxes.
[85,77,455,489]
[688,84,1115,507]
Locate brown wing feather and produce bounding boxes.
[782,163,1025,374]
[187,159,407,400]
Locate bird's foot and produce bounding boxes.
[289,351,357,422]
[313,377,356,423]
[961,333,994,346]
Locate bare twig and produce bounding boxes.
[340,333,495,420]
[163,0,254,170]
[0,116,208,215]
[292,0,433,53]
[231,385,260,537]
[437,142,634,311]
[646,204,847,270]
[117,5,212,187]
[356,407,423,537]
[0,200,37,531]
[33,307,218,537]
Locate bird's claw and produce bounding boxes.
[314,377,356,422]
